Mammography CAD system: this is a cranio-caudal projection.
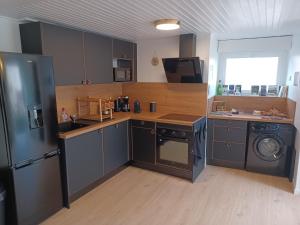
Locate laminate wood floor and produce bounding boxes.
[41,166,300,225]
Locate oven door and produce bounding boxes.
[156,136,193,170]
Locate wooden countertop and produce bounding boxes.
[207,112,294,124]
[59,112,205,139]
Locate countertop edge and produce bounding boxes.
[207,114,294,125]
[59,114,206,139]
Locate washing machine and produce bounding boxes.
[246,122,295,177]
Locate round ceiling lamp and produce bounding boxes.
[154,19,180,30]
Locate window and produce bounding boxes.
[225,57,279,90]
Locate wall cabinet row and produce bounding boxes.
[19,22,137,85]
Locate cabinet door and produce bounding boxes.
[211,142,246,168]
[133,43,137,82]
[64,130,103,196]
[132,126,156,164]
[103,121,129,175]
[206,119,246,169]
[84,33,113,84]
[113,39,133,59]
[42,23,85,85]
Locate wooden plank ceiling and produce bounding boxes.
[0,0,299,41]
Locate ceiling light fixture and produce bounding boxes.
[154,19,180,30]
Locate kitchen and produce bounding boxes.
[0,1,300,225]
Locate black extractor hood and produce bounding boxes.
[162,34,204,83]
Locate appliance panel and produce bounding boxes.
[159,139,189,165]
[13,154,62,225]
[0,53,58,165]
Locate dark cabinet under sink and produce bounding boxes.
[60,121,129,207]
[61,129,103,205]
[103,121,129,175]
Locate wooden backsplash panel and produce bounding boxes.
[122,83,208,115]
[213,96,293,114]
[56,83,122,119]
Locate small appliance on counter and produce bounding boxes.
[150,101,157,112]
[133,100,141,113]
[121,96,130,112]
[114,97,122,112]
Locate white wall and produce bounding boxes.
[287,34,300,194]
[0,16,21,52]
[217,36,292,87]
[196,33,210,83]
[137,34,211,83]
[207,34,218,98]
[137,36,179,82]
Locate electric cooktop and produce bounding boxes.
[158,113,202,122]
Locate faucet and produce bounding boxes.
[70,114,77,123]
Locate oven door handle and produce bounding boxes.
[157,136,191,144]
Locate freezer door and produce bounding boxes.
[0,53,58,165]
[13,154,63,225]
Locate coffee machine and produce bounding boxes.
[114,96,130,112]
[122,96,130,112]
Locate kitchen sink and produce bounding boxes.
[58,120,96,133]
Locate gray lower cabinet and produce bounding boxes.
[84,32,113,83]
[63,130,103,201]
[103,121,129,175]
[207,119,248,169]
[131,120,156,164]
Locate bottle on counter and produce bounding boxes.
[216,80,224,96]
[60,107,69,122]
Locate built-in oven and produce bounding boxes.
[156,124,194,170]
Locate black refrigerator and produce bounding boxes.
[0,52,63,225]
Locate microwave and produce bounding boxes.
[113,58,132,82]
[114,68,131,82]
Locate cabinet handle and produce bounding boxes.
[99,129,103,134]
[115,124,119,128]
[150,129,155,135]
[226,143,231,150]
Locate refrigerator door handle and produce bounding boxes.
[44,150,59,159]
[15,159,34,170]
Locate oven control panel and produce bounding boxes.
[157,127,192,139]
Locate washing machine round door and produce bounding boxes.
[254,136,283,161]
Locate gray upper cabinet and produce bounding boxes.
[42,24,85,85]
[20,22,85,85]
[20,22,138,85]
[84,32,113,84]
[133,43,137,82]
[113,39,134,59]
[63,129,103,199]
[103,121,129,175]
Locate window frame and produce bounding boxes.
[218,51,289,91]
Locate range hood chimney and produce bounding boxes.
[179,33,197,57]
[162,33,204,83]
